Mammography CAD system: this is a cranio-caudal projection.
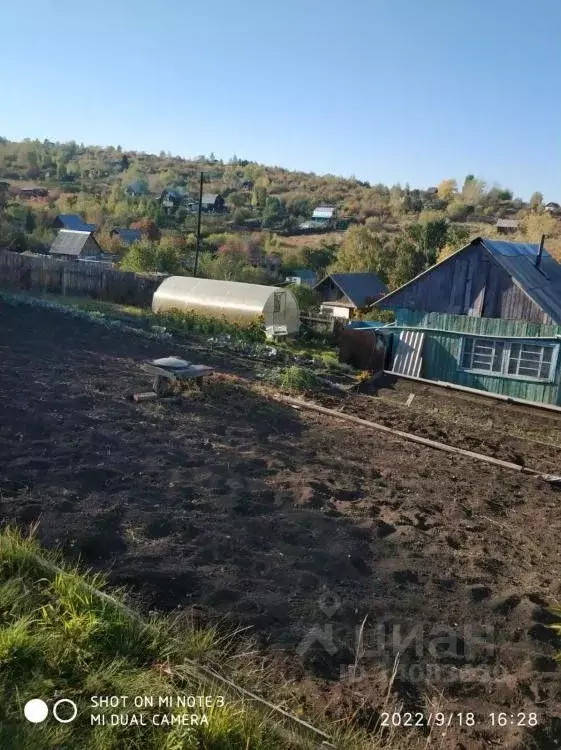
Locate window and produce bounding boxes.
[461,338,505,373]
[460,337,557,381]
[507,342,553,379]
[273,294,281,313]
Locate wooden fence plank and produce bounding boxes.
[0,251,161,308]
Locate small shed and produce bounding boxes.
[152,276,300,334]
[50,229,103,260]
[495,218,518,233]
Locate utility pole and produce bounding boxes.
[193,171,204,277]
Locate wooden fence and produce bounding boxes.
[0,251,162,307]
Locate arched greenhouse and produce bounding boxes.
[152,276,300,334]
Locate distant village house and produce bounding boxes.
[495,218,518,234]
[545,202,561,215]
[201,193,225,212]
[109,228,142,246]
[311,205,337,229]
[53,214,96,232]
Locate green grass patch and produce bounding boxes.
[0,527,324,749]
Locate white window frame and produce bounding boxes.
[458,336,559,382]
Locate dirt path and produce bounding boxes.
[1,303,560,748]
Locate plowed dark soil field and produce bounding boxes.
[1,303,560,749]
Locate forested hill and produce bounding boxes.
[0,137,559,289]
[0,137,542,223]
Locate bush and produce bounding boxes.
[446,202,473,222]
[278,365,321,392]
[155,309,266,343]
[359,307,395,323]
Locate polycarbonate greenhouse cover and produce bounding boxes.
[153,276,286,314]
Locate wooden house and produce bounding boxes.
[495,218,518,234]
[50,230,103,260]
[53,214,96,232]
[110,228,142,246]
[545,202,561,216]
[314,272,387,320]
[377,237,561,324]
[201,193,225,212]
[160,188,185,211]
[371,237,561,405]
[311,205,337,228]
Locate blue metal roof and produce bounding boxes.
[56,214,96,232]
[480,238,561,324]
[111,228,142,246]
[291,268,316,281]
[315,272,387,307]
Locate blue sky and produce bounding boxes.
[1,0,559,200]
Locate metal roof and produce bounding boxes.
[376,237,561,325]
[50,229,98,257]
[312,206,335,219]
[111,228,142,246]
[495,219,518,229]
[55,214,96,232]
[480,238,561,324]
[201,193,219,204]
[315,272,387,307]
[290,268,317,281]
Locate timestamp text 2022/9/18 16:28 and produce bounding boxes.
[380,712,539,729]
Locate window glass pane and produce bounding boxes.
[540,362,551,378]
[542,347,553,364]
[519,365,539,377]
[461,338,473,367]
[492,341,504,371]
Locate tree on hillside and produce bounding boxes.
[461,176,486,206]
[523,212,558,242]
[437,179,457,201]
[331,225,391,279]
[407,217,450,268]
[446,202,472,221]
[251,184,268,210]
[302,243,338,273]
[130,218,161,242]
[227,191,247,209]
[119,239,158,273]
[262,197,287,228]
[388,237,425,288]
[529,192,544,211]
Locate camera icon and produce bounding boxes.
[24,698,78,724]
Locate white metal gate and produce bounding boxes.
[391,330,425,377]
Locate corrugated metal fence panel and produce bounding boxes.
[391,330,425,377]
